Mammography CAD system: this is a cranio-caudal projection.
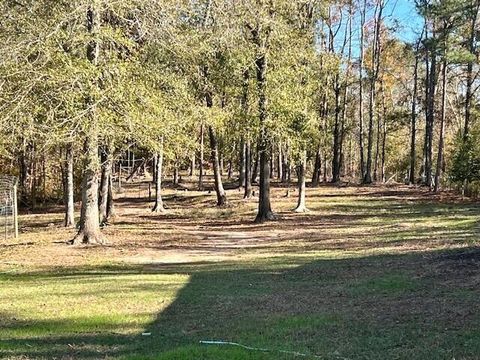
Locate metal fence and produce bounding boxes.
[0,176,19,240]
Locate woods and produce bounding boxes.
[2,0,480,234]
[1,1,479,243]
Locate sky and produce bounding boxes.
[326,0,425,59]
[384,0,424,44]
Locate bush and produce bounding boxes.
[450,128,480,188]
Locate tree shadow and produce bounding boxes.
[2,247,480,359]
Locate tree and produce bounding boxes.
[363,0,385,184]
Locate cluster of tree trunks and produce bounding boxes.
[20,0,479,246]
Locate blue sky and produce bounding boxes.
[384,0,423,44]
[326,0,425,58]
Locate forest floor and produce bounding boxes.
[1,180,480,359]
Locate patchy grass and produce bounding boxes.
[1,183,480,359]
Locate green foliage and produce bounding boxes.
[450,128,480,184]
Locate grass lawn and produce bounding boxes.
[1,183,479,359]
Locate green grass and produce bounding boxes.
[2,255,480,359]
[1,185,480,359]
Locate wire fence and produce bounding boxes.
[0,175,19,240]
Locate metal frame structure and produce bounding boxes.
[0,176,19,240]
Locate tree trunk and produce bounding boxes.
[380,89,387,183]
[425,38,437,189]
[239,139,246,188]
[31,144,37,210]
[464,0,479,139]
[240,69,250,189]
[434,58,448,192]
[332,76,342,183]
[190,154,195,177]
[294,151,308,213]
[152,139,165,212]
[269,151,274,179]
[312,147,321,186]
[19,140,29,204]
[409,42,420,184]
[251,146,259,184]
[199,123,204,190]
[72,133,103,245]
[323,151,327,183]
[244,140,252,199]
[364,77,375,185]
[41,155,46,207]
[364,2,383,185]
[106,171,115,220]
[209,126,227,206]
[220,154,225,176]
[173,161,179,186]
[374,103,381,182]
[281,146,289,183]
[277,143,283,180]
[64,144,75,227]
[99,147,113,225]
[72,4,104,245]
[339,4,352,180]
[254,50,274,223]
[358,0,366,180]
[421,25,430,183]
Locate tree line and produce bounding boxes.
[0,0,479,244]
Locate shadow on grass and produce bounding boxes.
[2,247,480,360]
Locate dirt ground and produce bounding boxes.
[2,181,479,271]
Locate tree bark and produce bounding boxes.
[332,75,342,183]
[64,143,75,227]
[251,145,259,184]
[152,139,165,212]
[281,146,288,183]
[363,1,383,184]
[424,34,437,189]
[209,126,227,206]
[190,154,195,177]
[374,103,381,182]
[199,123,204,190]
[31,144,37,210]
[277,143,283,180]
[239,139,246,188]
[173,161,179,186]
[312,147,321,186]
[240,68,250,190]
[220,153,224,176]
[19,140,29,204]
[72,132,103,245]
[106,171,115,220]
[358,0,366,180]
[434,56,448,192]
[269,151,274,179]
[464,0,479,139]
[254,50,274,223]
[380,88,387,183]
[294,151,308,213]
[323,151,328,183]
[99,146,113,225]
[72,4,104,245]
[409,41,420,184]
[244,140,252,199]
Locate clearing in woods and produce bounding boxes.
[1,182,480,359]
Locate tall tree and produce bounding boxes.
[73,3,104,245]
[364,0,385,184]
